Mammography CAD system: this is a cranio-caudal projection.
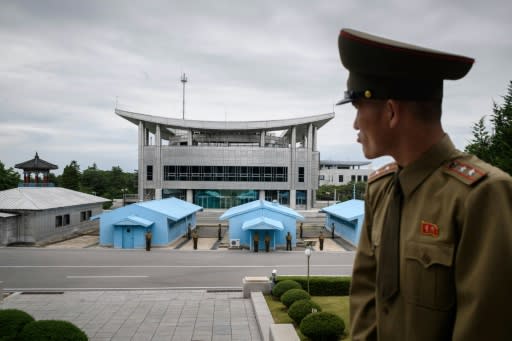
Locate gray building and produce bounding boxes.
[319,160,372,186]
[116,109,335,209]
[0,187,109,246]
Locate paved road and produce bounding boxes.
[0,248,355,291]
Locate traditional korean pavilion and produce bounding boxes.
[15,152,58,187]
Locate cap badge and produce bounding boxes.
[421,221,439,237]
[364,90,372,99]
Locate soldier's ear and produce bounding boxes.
[386,100,400,129]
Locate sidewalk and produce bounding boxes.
[1,289,262,341]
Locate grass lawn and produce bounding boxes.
[264,295,351,341]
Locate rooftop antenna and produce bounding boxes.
[181,73,188,120]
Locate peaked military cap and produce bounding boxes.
[336,28,474,105]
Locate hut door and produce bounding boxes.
[122,228,134,248]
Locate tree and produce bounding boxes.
[60,160,81,191]
[0,161,20,190]
[465,81,512,175]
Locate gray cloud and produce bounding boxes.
[1,0,511,174]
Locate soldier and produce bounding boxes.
[299,222,303,239]
[253,232,259,252]
[218,223,222,241]
[331,222,335,239]
[336,28,512,340]
[264,233,271,252]
[187,223,191,240]
[286,231,292,251]
[318,231,324,251]
[192,229,198,250]
[145,229,152,251]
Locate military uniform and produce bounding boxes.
[335,28,512,340]
[351,135,512,340]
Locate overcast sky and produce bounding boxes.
[1,0,511,175]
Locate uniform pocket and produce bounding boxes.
[404,241,455,311]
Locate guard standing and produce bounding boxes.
[299,222,303,239]
[253,233,259,252]
[318,231,324,251]
[187,223,191,240]
[264,233,271,252]
[331,223,335,239]
[192,229,198,250]
[218,223,222,241]
[145,229,152,251]
[286,231,292,251]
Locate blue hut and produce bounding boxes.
[220,199,304,251]
[97,197,202,248]
[320,199,364,246]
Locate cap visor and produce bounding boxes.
[335,98,353,105]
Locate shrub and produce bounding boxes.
[300,311,345,341]
[280,288,310,308]
[19,320,88,341]
[0,309,35,340]
[271,279,302,298]
[288,299,322,324]
[275,276,351,296]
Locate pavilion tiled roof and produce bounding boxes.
[15,152,58,170]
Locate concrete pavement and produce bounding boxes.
[1,289,262,341]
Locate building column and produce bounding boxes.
[313,126,318,151]
[138,121,144,201]
[289,126,296,192]
[260,131,265,147]
[290,189,296,209]
[187,129,193,145]
[306,124,313,209]
[186,189,193,203]
[259,190,265,201]
[155,124,162,200]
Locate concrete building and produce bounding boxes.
[116,109,335,209]
[319,160,372,186]
[0,187,109,246]
[219,199,304,251]
[97,197,202,249]
[320,199,365,246]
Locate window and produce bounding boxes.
[55,216,63,227]
[80,211,86,222]
[298,167,304,182]
[364,175,368,182]
[147,165,153,181]
[64,214,70,225]
[319,175,325,180]
[160,165,288,182]
[351,175,356,182]
[338,175,344,183]
[357,175,362,182]
[86,210,92,219]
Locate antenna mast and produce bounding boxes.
[181,73,187,120]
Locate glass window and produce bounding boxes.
[146,165,153,181]
[298,167,304,182]
[64,214,70,225]
[55,216,63,227]
[339,175,344,183]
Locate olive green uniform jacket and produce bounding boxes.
[350,135,512,340]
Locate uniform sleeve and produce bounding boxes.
[453,177,512,340]
[350,197,378,341]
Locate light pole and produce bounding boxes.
[181,73,187,120]
[305,246,312,294]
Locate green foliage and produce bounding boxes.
[465,81,512,175]
[18,320,88,341]
[300,311,345,341]
[288,299,322,325]
[275,276,351,296]
[60,160,81,191]
[317,182,366,201]
[280,289,310,308]
[0,161,21,190]
[271,280,302,298]
[0,309,35,340]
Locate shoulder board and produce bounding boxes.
[368,162,398,183]
[443,159,487,185]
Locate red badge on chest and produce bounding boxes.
[421,221,439,237]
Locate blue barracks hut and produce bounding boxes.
[320,199,364,246]
[220,199,304,251]
[96,197,203,249]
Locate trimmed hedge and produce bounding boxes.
[288,299,322,324]
[275,276,351,296]
[0,309,35,341]
[280,289,310,308]
[19,320,88,341]
[300,311,345,341]
[271,279,302,298]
